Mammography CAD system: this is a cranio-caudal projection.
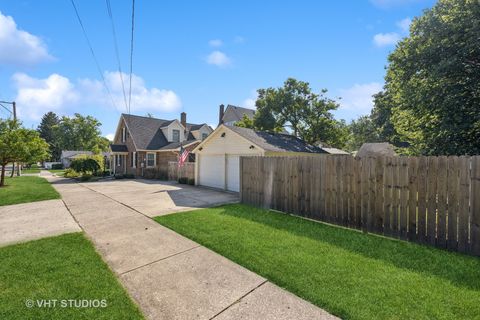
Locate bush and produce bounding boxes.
[188,178,195,185]
[114,174,124,179]
[79,174,93,182]
[124,173,135,179]
[178,177,188,184]
[64,168,80,178]
[30,164,39,169]
[70,158,100,175]
[51,163,64,170]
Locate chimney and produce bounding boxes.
[219,104,225,125]
[180,112,187,128]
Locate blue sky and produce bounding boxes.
[0,0,435,139]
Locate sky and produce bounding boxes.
[0,0,435,140]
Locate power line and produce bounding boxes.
[105,0,129,112]
[69,0,117,110]
[128,0,136,114]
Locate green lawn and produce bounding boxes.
[21,168,41,174]
[0,233,144,319]
[0,176,60,206]
[155,204,480,320]
[49,169,65,177]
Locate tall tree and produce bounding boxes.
[56,113,109,153]
[346,116,380,151]
[0,119,49,187]
[37,112,61,161]
[376,0,480,155]
[242,78,347,147]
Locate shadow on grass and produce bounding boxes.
[216,204,480,291]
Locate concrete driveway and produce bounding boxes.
[80,179,239,217]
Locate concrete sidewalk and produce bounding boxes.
[47,174,337,320]
[0,199,81,247]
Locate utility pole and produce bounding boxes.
[12,101,16,120]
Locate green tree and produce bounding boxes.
[377,0,480,155]
[244,78,347,147]
[56,113,109,153]
[37,111,61,161]
[0,119,49,187]
[235,114,255,129]
[345,116,380,151]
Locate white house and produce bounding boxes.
[192,124,326,192]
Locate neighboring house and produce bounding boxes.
[219,104,255,126]
[192,124,326,192]
[356,142,397,158]
[61,150,93,168]
[109,113,213,178]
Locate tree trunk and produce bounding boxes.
[10,162,15,178]
[16,163,21,176]
[0,165,5,187]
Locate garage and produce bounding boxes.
[193,124,326,192]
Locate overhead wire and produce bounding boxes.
[69,0,118,111]
[128,0,136,114]
[105,0,129,112]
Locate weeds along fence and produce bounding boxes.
[240,155,480,256]
[168,162,194,181]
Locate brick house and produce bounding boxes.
[109,113,212,178]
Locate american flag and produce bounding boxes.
[178,147,189,167]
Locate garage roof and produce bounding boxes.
[227,126,326,154]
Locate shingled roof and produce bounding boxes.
[222,105,255,124]
[227,125,326,154]
[122,114,207,150]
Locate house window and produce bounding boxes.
[116,155,122,167]
[172,129,180,142]
[131,152,136,168]
[202,133,208,140]
[122,127,126,142]
[146,153,156,167]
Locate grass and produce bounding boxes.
[155,204,480,320]
[0,176,60,206]
[49,169,65,177]
[0,233,144,319]
[21,168,41,174]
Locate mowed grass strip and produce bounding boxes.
[0,233,144,320]
[48,169,66,177]
[0,176,60,206]
[155,204,480,320]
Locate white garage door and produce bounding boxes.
[198,155,224,189]
[226,155,240,192]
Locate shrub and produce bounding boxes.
[79,174,93,182]
[178,177,188,184]
[188,178,195,185]
[51,163,64,170]
[64,168,80,178]
[70,158,100,175]
[30,164,39,169]
[124,173,135,179]
[114,174,124,179]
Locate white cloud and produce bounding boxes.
[208,39,223,47]
[206,51,231,67]
[105,133,115,141]
[241,90,258,109]
[0,11,53,66]
[338,82,383,115]
[373,32,401,47]
[13,73,78,120]
[396,17,412,33]
[373,17,411,47]
[13,71,181,120]
[80,71,181,113]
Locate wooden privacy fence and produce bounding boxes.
[168,162,194,181]
[240,155,480,256]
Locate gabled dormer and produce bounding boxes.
[161,119,186,143]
